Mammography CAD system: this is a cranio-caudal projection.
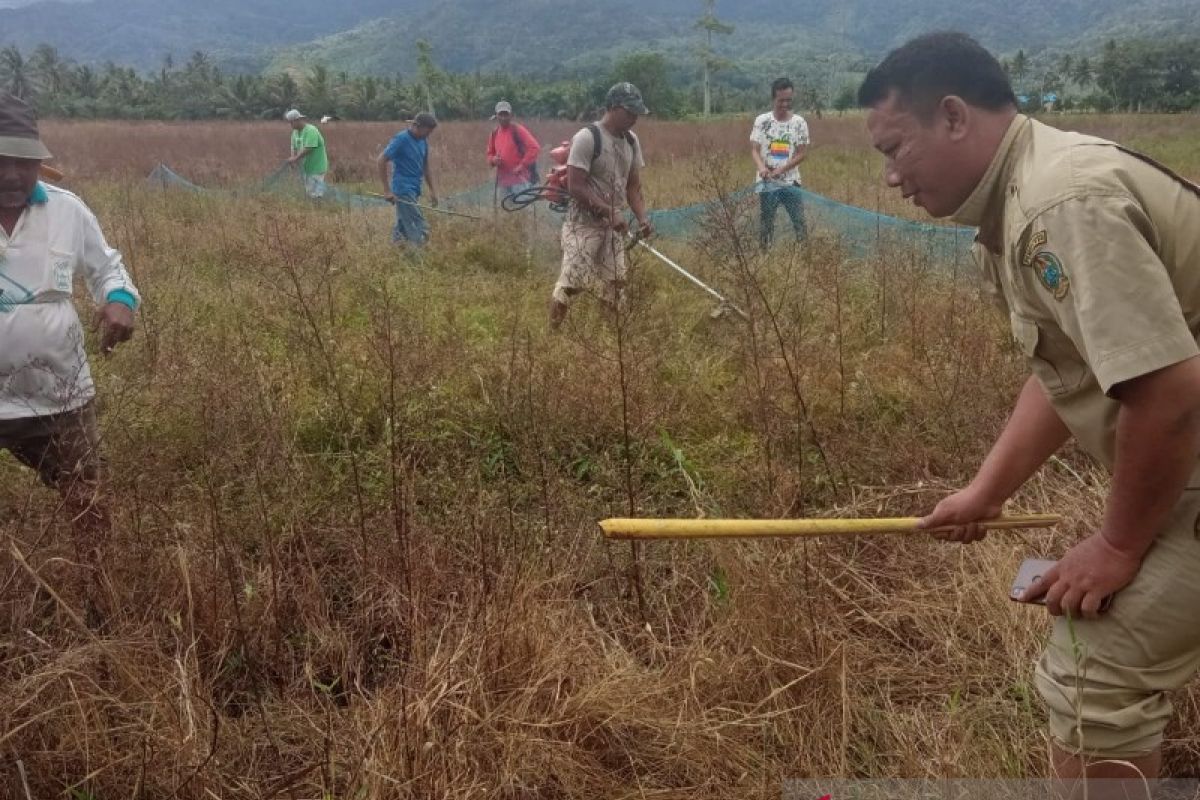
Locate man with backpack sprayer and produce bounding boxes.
[487,101,541,202]
[549,82,654,330]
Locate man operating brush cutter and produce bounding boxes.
[549,83,653,330]
[494,128,739,321]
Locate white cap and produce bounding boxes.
[284,109,305,122]
[494,101,513,115]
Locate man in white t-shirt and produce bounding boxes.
[750,77,810,249]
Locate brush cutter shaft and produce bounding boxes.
[635,239,722,302]
[599,514,1061,540]
[632,239,749,320]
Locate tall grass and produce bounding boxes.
[4,118,1200,797]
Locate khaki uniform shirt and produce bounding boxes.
[953,115,1200,471]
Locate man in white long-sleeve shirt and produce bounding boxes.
[0,93,138,617]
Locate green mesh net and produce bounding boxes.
[147,162,973,262]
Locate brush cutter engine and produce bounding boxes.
[501,139,572,213]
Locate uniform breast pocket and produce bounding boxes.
[49,248,75,293]
[1010,314,1089,396]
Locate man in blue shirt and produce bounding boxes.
[376,112,440,246]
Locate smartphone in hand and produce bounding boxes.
[1009,558,1114,613]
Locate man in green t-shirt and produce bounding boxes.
[285,108,328,198]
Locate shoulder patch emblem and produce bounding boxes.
[1021,231,1070,301]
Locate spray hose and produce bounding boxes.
[500,184,570,214]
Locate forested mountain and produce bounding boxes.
[2,0,1197,74]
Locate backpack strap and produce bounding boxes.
[511,125,526,158]
[587,123,638,165]
[587,123,602,163]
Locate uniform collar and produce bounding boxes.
[28,181,48,205]
[951,114,1031,252]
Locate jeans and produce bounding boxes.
[391,196,429,245]
[759,185,807,250]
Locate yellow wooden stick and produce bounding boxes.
[599,514,1061,541]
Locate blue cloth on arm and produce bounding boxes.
[382,130,428,199]
[105,289,139,310]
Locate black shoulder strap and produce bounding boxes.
[587,124,636,164]
[512,124,526,158]
[587,123,601,162]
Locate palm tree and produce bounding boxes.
[184,50,214,82]
[0,46,35,99]
[217,74,259,118]
[415,39,442,115]
[444,72,483,119]
[71,65,100,100]
[1058,54,1074,83]
[1011,49,1028,88]
[30,44,68,97]
[303,64,335,117]
[100,64,140,112]
[259,72,300,118]
[1071,57,1094,89]
[346,75,380,119]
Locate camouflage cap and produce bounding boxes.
[605,82,649,115]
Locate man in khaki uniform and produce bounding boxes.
[550,82,654,329]
[859,33,1200,786]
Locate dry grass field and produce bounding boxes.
[4,112,1200,798]
[39,112,1200,209]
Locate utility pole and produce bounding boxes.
[695,0,734,117]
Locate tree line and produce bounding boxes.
[992,38,1200,113]
[2,35,1198,121]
